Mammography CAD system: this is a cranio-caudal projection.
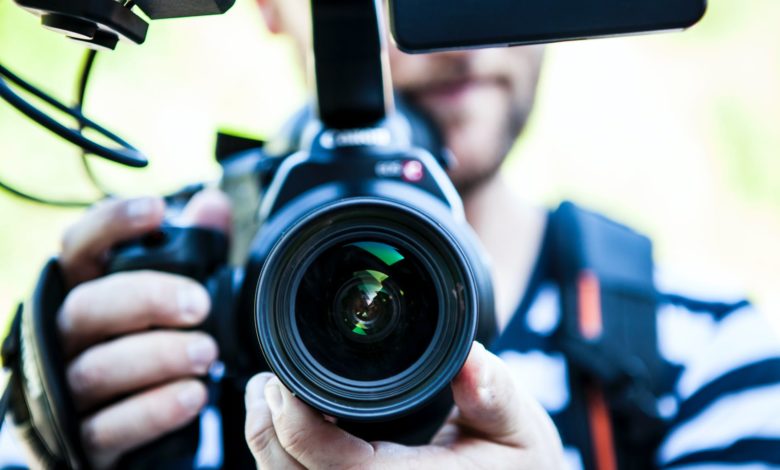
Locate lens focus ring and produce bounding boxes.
[255,198,479,421]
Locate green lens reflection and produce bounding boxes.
[348,241,405,266]
[296,238,439,381]
[335,268,400,342]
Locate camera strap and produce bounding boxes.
[549,202,671,470]
[0,259,89,469]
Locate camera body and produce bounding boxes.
[108,105,496,446]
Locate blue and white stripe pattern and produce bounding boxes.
[493,278,780,469]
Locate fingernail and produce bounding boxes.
[471,342,488,378]
[178,286,210,323]
[187,337,217,373]
[265,379,283,417]
[177,383,205,412]
[245,373,274,410]
[471,342,495,404]
[126,197,161,220]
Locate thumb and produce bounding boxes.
[178,188,233,234]
[451,342,562,451]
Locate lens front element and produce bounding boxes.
[255,199,482,421]
[333,267,401,342]
[297,240,438,382]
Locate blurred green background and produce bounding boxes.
[1,0,779,329]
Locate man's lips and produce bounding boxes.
[411,78,502,107]
[416,79,478,102]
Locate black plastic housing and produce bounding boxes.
[234,124,496,442]
[14,0,148,44]
[108,111,497,445]
[134,0,235,20]
[389,0,707,52]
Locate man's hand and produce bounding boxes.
[56,190,231,469]
[244,342,567,469]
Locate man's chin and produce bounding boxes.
[442,120,516,197]
[448,162,503,197]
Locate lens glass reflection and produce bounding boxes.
[295,240,438,381]
[334,269,401,341]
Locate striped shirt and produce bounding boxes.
[492,271,780,469]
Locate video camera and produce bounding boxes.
[0,0,705,468]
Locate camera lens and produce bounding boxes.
[296,240,437,381]
[332,266,400,343]
[256,199,484,421]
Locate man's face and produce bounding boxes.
[263,0,544,193]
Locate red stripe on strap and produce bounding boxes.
[586,386,618,470]
[578,270,603,340]
[578,270,617,470]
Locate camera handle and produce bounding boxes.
[311,0,393,129]
[106,226,230,469]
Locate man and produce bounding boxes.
[10,0,780,468]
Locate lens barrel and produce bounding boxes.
[255,198,480,422]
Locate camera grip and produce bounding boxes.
[107,225,229,282]
[107,226,229,469]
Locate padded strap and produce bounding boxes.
[1,258,89,469]
[550,202,668,470]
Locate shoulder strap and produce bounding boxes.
[549,202,669,470]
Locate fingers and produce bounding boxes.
[244,374,374,469]
[60,197,166,287]
[244,373,303,470]
[59,189,232,288]
[67,331,218,412]
[177,188,232,233]
[81,379,207,469]
[242,346,565,470]
[451,342,563,453]
[59,271,210,357]
[450,342,522,445]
